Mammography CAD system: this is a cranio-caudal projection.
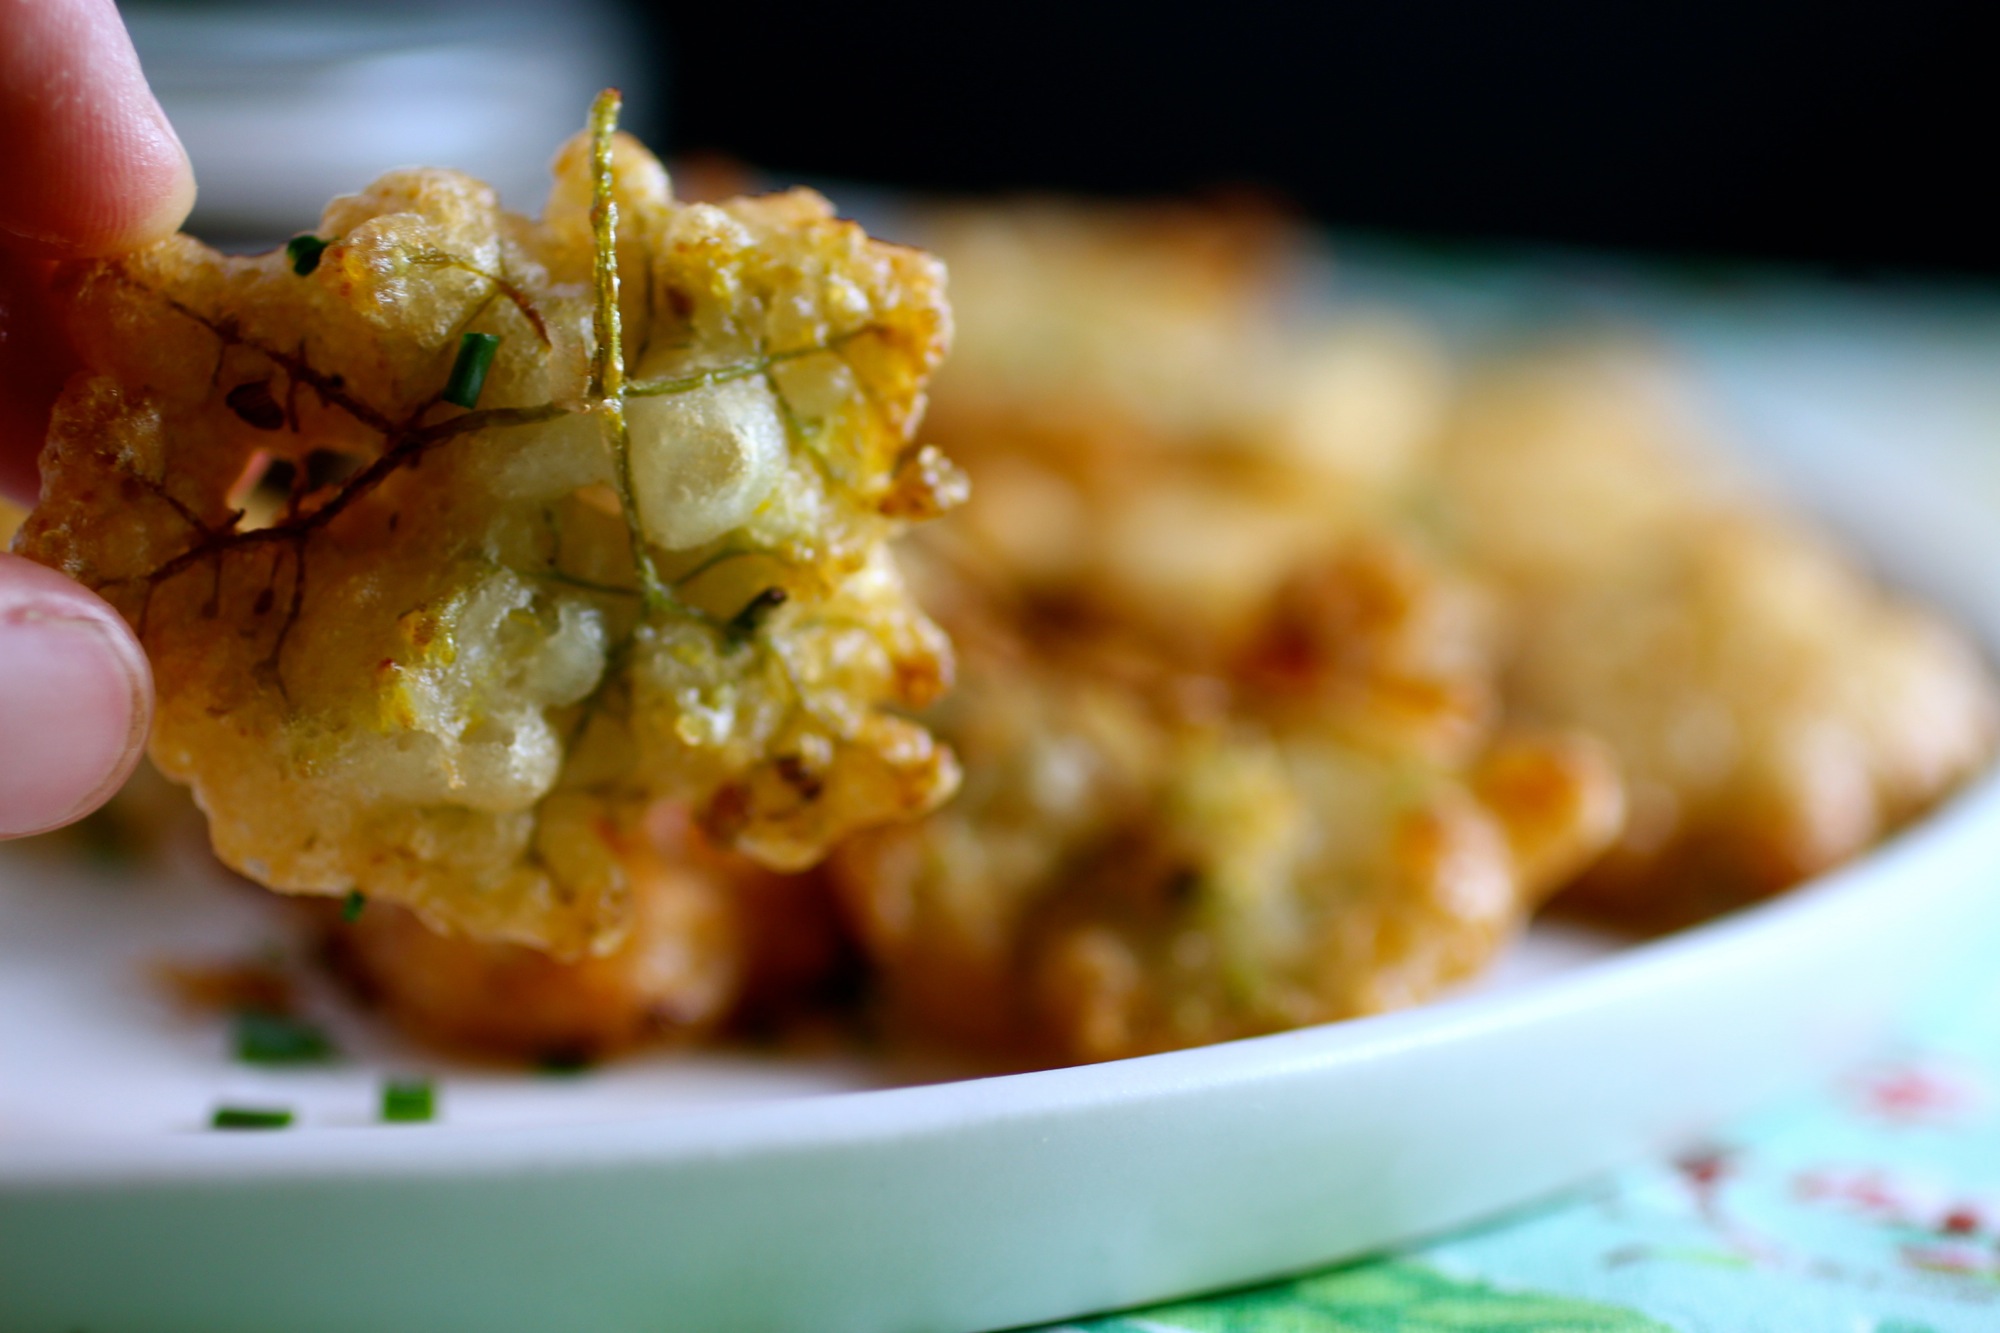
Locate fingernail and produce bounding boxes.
[0,605,149,838]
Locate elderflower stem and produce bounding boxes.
[585,87,673,616]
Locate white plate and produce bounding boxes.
[5,355,2000,1333]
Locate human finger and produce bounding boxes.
[0,552,152,838]
[0,251,76,505]
[0,0,196,258]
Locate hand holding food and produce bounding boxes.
[0,0,193,839]
[8,88,1993,1072]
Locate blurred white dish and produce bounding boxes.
[127,0,650,235]
[3,359,2000,1333]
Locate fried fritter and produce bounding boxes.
[13,96,962,957]
[1433,351,1999,925]
[323,802,848,1060]
[835,536,1621,1063]
[803,205,1616,1064]
[916,202,1451,664]
[928,201,1995,934]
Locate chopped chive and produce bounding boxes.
[443,332,502,408]
[381,1078,436,1123]
[536,1048,594,1076]
[725,587,788,644]
[212,1105,293,1131]
[285,234,330,276]
[341,889,367,923]
[233,1009,336,1064]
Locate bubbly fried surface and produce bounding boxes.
[13,97,962,956]
[1434,353,1999,925]
[835,537,1621,1063]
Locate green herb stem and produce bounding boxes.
[443,332,502,409]
[381,1078,436,1124]
[233,1009,337,1064]
[537,1049,594,1076]
[212,1105,293,1130]
[285,234,329,276]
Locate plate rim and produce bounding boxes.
[8,754,1999,1189]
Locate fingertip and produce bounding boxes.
[0,553,152,839]
[89,80,198,255]
[0,0,196,258]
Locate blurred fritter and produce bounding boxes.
[916,201,1451,663]
[802,204,1617,1064]
[13,96,962,958]
[833,534,1621,1063]
[1432,351,1998,926]
[324,802,849,1061]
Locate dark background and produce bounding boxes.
[648,1,1989,277]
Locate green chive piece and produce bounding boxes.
[536,1049,593,1076]
[233,1009,336,1064]
[285,234,329,276]
[443,332,501,408]
[341,889,367,923]
[381,1078,436,1124]
[212,1105,293,1131]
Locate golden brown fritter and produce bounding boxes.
[915,201,1451,664]
[1432,350,1999,925]
[12,96,962,957]
[834,533,1622,1065]
[805,205,1618,1064]
[926,201,1994,937]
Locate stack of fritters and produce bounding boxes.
[15,138,1993,1065]
[832,205,1621,1061]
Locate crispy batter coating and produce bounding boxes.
[835,537,1621,1063]
[1433,351,1999,925]
[12,96,962,956]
